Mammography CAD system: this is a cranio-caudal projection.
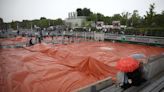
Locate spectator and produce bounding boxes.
[29,38,34,46]
[116,57,146,90]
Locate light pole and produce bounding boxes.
[31,22,33,31]
[49,20,50,26]
[17,22,19,30]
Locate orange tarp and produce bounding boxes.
[0,42,164,92]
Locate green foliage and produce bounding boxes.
[103,16,112,25]
[53,18,64,25]
[20,20,31,29]
[82,21,92,27]
[0,18,3,24]
[87,13,97,21]
[83,8,92,16]
[86,3,164,28]
[96,13,104,21]
[129,10,141,27]
[111,14,122,21]
[153,14,164,27]
[77,8,83,16]
[39,19,49,28]
[76,8,92,16]
[11,21,17,30]
[0,18,4,29]
[7,17,64,29]
[40,17,47,20]
[144,3,156,26]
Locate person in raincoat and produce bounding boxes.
[29,38,34,46]
[116,57,146,89]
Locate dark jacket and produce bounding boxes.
[127,68,145,86]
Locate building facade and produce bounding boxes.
[65,12,86,28]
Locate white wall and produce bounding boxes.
[65,16,86,28]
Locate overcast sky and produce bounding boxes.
[0,0,164,22]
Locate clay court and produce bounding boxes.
[0,39,164,92]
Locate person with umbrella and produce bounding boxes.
[116,57,146,89]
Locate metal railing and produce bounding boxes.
[1,30,164,45]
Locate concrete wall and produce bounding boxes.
[143,55,164,80]
[74,77,113,92]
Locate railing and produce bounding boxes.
[1,30,164,45]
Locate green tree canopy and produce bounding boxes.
[0,18,4,30]
[144,3,156,26]
[130,10,141,27]
[76,8,83,16]
[76,8,92,16]
[111,14,122,21]
[11,21,17,30]
[40,17,47,20]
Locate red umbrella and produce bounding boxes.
[116,57,139,72]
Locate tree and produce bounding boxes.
[39,19,49,28]
[82,21,92,27]
[55,18,64,25]
[83,8,92,16]
[103,16,112,25]
[96,13,104,21]
[87,13,97,21]
[153,14,164,27]
[3,23,9,30]
[40,17,46,20]
[144,3,156,26]
[77,8,92,16]
[111,14,122,21]
[121,12,131,25]
[76,8,83,16]
[162,11,164,15]
[11,21,17,30]
[130,10,141,27]
[20,20,31,29]
[32,19,40,28]
[0,18,3,24]
[0,18,4,30]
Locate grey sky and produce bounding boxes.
[0,0,164,22]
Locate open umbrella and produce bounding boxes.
[130,53,146,59]
[116,57,139,72]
